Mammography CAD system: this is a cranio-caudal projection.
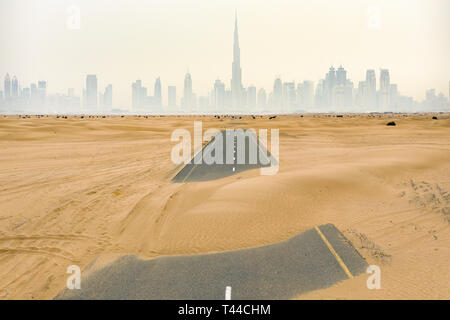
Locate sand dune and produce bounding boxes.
[0,114,449,299]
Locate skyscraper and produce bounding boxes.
[231,12,242,110]
[282,82,296,112]
[98,92,104,110]
[365,69,376,110]
[154,77,162,107]
[183,72,193,111]
[273,78,282,110]
[379,69,390,111]
[257,88,267,110]
[333,66,353,110]
[298,81,314,110]
[30,83,37,104]
[37,81,47,107]
[11,76,19,98]
[132,80,151,110]
[103,84,112,111]
[85,75,98,112]
[315,80,325,110]
[132,80,141,109]
[213,80,225,110]
[389,83,398,109]
[336,66,347,86]
[168,86,176,107]
[324,66,336,109]
[4,74,11,101]
[22,87,30,99]
[247,86,256,110]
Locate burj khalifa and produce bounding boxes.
[231,12,242,110]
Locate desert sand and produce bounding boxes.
[0,114,449,300]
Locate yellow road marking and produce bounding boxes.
[314,226,354,279]
[182,164,197,183]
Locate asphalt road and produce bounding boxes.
[172,129,274,183]
[57,224,367,300]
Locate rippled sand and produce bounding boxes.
[0,114,448,299]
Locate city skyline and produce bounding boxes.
[2,64,449,114]
[1,8,450,114]
[1,0,449,108]
[2,12,449,115]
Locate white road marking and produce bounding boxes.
[233,133,236,172]
[225,286,232,300]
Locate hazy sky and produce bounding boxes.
[1,0,449,108]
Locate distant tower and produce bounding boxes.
[379,69,390,110]
[302,81,314,110]
[85,75,98,112]
[11,76,19,98]
[4,73,11,100]
[273,78,282,109]
[336,66,347,85]
[324,66,336,108]
[103,84,112,110]
[214,79,225,110]
[154,77,162,107]
[37,81,47,106]
[282,82,296,112]
[132,80,141,109]
[247,86,256,110]
[365,69,377,109]
[298,81,314,110]
[30,83,37,101]
[257,88,267,110]
[334,66,352,110]
[231,12,242,110]
[168,86,176,107]
[183,72,193,111]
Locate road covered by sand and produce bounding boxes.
[0,114,449,299]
